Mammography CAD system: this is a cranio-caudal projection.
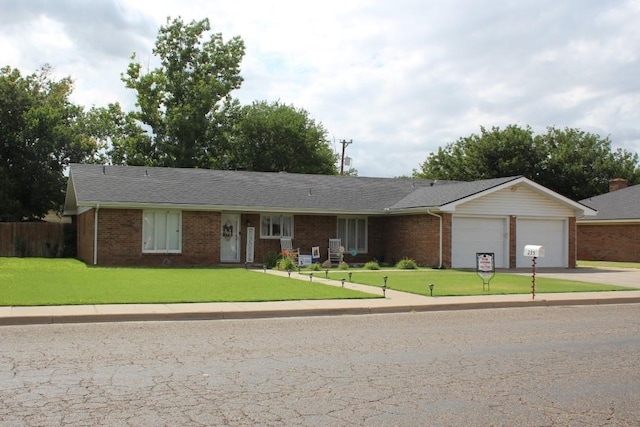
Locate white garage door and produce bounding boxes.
[516,219,567,268]
[452,217,508,268]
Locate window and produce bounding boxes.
[337,217,367,253]
[261,214,293,238]
[142,210,182,253]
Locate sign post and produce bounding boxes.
[476,252,495,291]
[523,245,545,299]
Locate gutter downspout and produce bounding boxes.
[93,203,99,265]
[427,209,443,269]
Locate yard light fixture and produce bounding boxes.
[263,264,266,273]
[348,272,353,282]
[429,283,434,296]
[382,275,388,297]
[309,273,313,283]
[245,262,248,270]
[325,268,329,279]
[341,278,345,287]
[287,268,292,278]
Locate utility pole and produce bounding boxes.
[339,139,352,175]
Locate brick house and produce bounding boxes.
[578,179,640,262]
[63,164,595,268]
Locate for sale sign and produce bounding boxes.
[476,252,495,291]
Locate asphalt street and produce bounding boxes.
[1,304,639,426]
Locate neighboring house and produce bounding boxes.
[578,179,640,262]
[63,164,596,269]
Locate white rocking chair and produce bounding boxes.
[280,238,299,264]
[328,238,343,264]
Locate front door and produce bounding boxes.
[220,213,240,262]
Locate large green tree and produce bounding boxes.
[229,100,338,174]
[115,17,245,169]
[414,125,640,200]
[0,66,102,221]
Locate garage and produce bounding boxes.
[451,216,509,268]
[516,218,567,268]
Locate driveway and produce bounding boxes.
[507,267,640,288]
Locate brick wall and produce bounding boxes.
[181,211,220,265]
[577,223,640,262]
[78,208,454,268]
[86,209,222,266]
[97,209,143,265]
[441,213,452,269]
[377,214,443,267]
[568,217,577,268]
[77,210,94,264]
[245,214,339,265]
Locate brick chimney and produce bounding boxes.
[609,178,628,192]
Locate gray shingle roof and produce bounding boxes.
[579,184,640,221]
[65,164,520,214]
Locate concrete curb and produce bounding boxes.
[2,295,639,326]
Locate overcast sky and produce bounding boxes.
[1,0,639,177]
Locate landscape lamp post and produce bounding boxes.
[341,278,345,287]
[382,275,388,297]
[429,283,434,296]
[348,272,353,282]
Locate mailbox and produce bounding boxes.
[523,245,545,257]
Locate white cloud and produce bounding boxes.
[1,0,639,177]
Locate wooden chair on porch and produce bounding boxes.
[280,238,299,264]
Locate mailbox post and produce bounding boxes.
[523,245,545,299]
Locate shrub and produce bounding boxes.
[306,262,322,271]
[276,256,297,271]
[338,261,350,270]
[396,258,418,269]
[263,252,280,268]
[364,260,380,270]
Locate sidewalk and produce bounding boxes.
[1,269,639,326]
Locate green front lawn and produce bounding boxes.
[577,260,640,269]
[323,269,634,297]
[0,258,378,306]
[1,259,634,306]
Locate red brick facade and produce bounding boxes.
[577,223,640,262]
[76,208,453,267]
[568,217,577,268]
[75,208,577,268]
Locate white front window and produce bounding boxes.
[337,217,367,253]
[142,210,182,253]
[260,214,293,238]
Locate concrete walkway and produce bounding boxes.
[1,268,639,326]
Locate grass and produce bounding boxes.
[0,258,379,306]
[577,260,640,269]
[324,268,634,297]
[1,258,635,306]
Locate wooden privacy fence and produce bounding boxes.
[0,222,66,257]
